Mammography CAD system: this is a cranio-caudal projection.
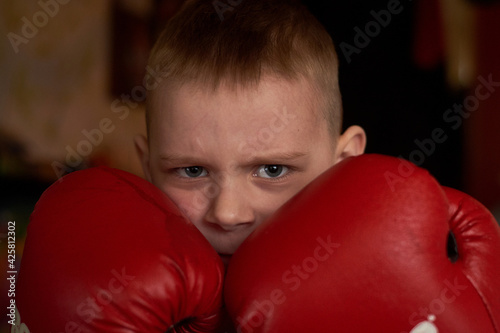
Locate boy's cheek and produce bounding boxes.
[148,169,217,223]
[159,186,210,223]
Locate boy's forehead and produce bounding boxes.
[147,76,339,167]
[150,75,322,126]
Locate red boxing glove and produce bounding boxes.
[442,186,500,326]
[225,154,500,333]
[14,167,224,332]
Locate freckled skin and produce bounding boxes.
[136,77,366,263]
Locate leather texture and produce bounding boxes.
[225,154,500,333]
[15,166,224,332]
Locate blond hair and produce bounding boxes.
[147,0,342,140]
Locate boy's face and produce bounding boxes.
[136,76,365,264]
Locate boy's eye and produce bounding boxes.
[255,165,289,178]
[176,166,208,178]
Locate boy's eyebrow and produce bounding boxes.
[244,151,308,164]
[159,151,308,165]
[159,154,201,165]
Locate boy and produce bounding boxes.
[134,0,366,264]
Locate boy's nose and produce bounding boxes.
[204,183,255,231]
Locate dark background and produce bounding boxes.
[1,1,500,331]
[309,0,462,190]
[305,0,500,209]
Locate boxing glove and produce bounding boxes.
[13,166,224,332]
[225,154,500,333]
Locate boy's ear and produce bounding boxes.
[335,125,367,163]
[134,134,153,182]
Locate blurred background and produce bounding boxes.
[1,0,499,330]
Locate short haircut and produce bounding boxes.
[147,0,342,141]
